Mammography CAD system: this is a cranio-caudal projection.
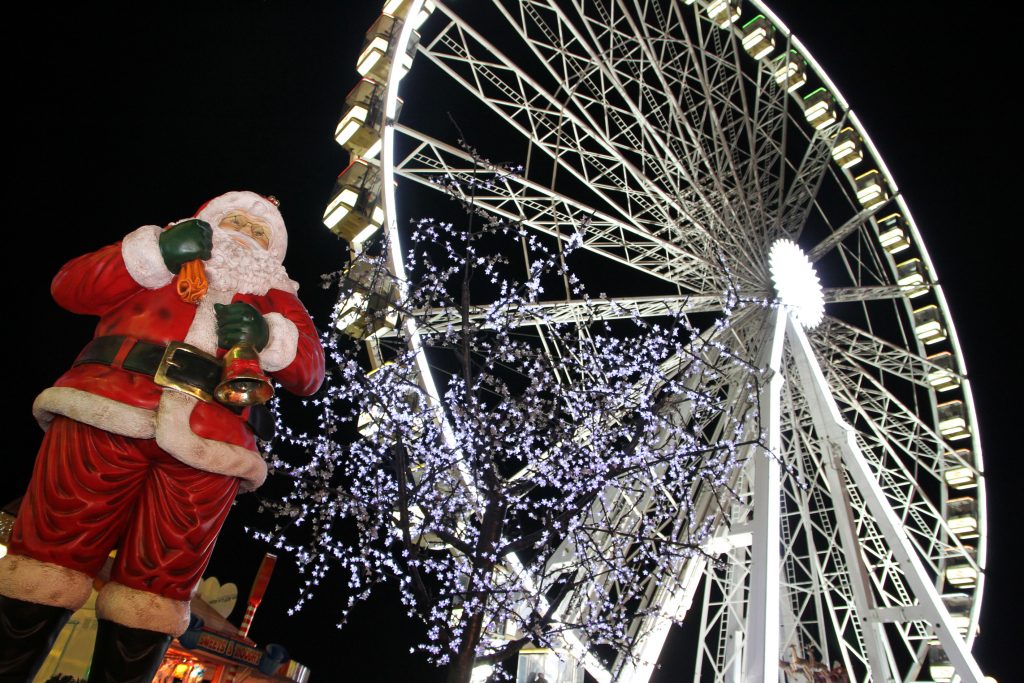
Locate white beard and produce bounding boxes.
[205,228,297,296]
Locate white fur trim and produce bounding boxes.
[0,554,93,610]
[96,581,190,636]
[154,390,267,492]
[33,386,156,437]
[34,385,265,491]
[195,191,288,264]
[122,225,174,289]
[259,312,299,372]
[185,289,231,352]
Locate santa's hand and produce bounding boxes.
[215,302,269,350]
[159,219,213,273]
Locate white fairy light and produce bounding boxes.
[252,155,764,680]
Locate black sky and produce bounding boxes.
[4,2,1016,681]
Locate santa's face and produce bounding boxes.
[194,191,295,295]
[205,212,290,295]
[218,209,271,251]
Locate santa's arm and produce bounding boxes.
[250,289,325,397]
[51,226,172,315]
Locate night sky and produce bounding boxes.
[4,2,1016,681]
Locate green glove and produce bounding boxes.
[215,302,270,351]
[159,219,213,273]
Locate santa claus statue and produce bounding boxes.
[0,191,325,680]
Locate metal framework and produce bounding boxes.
[329,1,990,681]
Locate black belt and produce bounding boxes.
[74,335,275,441]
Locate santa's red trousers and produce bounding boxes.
[9,416,240,601]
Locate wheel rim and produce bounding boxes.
[331,1,987,680]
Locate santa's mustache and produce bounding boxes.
[205,228,294,295]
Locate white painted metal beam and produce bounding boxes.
[785,316,984,683]
[743,309,786,683]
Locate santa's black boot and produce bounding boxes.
[86,619,172,683]
[0,594,73,681]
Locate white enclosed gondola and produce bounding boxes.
[944,448,978,490]
[772,49,807,92]
[896,257,929,298]
[802,87,838,130]
[335,79,387,160]
[927,351,961,392]
[854,169,890,210]
[334,257,399,340]
[947,497,979,539]
[741,16,775,59]
[938,400,972,441]
[706,0,740,27]
[877,212,911,253]
[831,126,863,169]
[323,160,384,246]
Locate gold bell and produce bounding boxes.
[215,343,274,407]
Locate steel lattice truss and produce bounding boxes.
[332,0,991,681]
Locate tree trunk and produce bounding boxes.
[446,607,486,683]
[445,500,505,683]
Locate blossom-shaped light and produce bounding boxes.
[769,239,824,328]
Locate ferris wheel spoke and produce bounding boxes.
[614,554,708,683]
[601,0,780,272]
[743,43,800,242]
[819,285,909,305]
[513,0,779,248]
[422,9,692,236]
[401,294,730,333]
[814,317,959,388]
[594,2,780,285]
[614,476,746,679]
[806,205,889,262]
[821,351,950,486]
[490,0,711,208]
[670,7,769,247]
[826,367,946,496]
[551,335,763,681]
[650,4,831,272]
[393,125,715,285]
[772,115,847,242]
[549,483,702,680]
[828,215,900,294]
[419,1,835,288]
[424,2,776,288]
[579,0,771,263]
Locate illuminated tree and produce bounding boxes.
[256,159,763,683]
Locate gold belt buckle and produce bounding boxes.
[154,342,220,403]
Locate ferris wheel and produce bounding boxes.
[323,1,989,682]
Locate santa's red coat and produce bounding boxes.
[45,240,324,455]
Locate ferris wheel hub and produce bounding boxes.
[768,239,824,329]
